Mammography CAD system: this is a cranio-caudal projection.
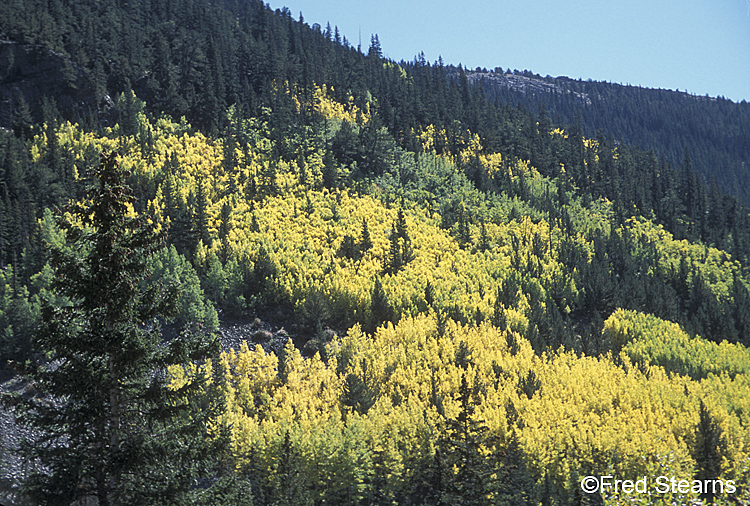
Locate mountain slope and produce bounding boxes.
[461,67,750,205]
[1,1,750,505]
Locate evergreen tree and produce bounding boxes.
[692,400,728,505]
[272,430,308,505]
[384,209,414,275]
[456,204,471,249]
[367,277,393,334]
[360,217,373,252]
[424,280,436,309]
[1,153,224,506]
[455,340,473,369]
[437,374,497,505]
[341,359,379,416]
[249,245,278,306]
[385,228,403,275]
[479,220,490,252]
[194,179,212,248]
[368,34,383,58]
[337,233,357,260]
[495,432,538,506]
[11,92,33,140]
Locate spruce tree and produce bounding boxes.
[341,359,378,415]
[456,206,471,249]
[2,153,224,506]
[367,277,393,334]
[384,209,414,275]
[438,374,497,505]
[194,179,212,248]
[360,218,373,253]
[385,228,403,275]
[479,221,490,252]
[693,400,727,505]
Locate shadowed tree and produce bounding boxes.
[693,400,728,505]
[2,153,226,506]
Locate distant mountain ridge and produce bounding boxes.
[456,67,750,205]
[463,69,592,106]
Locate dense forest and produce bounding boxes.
[459,68,750,206]
[1,0,750,505]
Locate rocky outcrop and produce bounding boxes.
[0,39,101,129]
[216,316,292,355]
[463,70,592,105]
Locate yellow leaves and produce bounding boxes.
[228,341,280,400]
[479,152,505,179]
[518,349,699,483]
[194,305,750,498]
[623,216,740,303]
[311,84,369,124]
[383,60,408,81]
[166,363,189,390]
[550,127,567,138]
[124,201,137,218]
[456,132,484,167]
[36,97,750,499]
[416,124,450,155]
[583,137,599,151]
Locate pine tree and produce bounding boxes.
[424,280,435,309]
[250,245,278,306]
[2,153,224,506]
[11,92,34,140]
[273,430,308,504]
[693,400,727,505]
[479,220,490,252]
[367,277,393,334]
[395,208,414,262]
[360,217,373,252]
[194,179,212,248]
[341,359,379,415]
[395,208,408,240]
[368,34,383,58]
[384,209,414,274]
[457,205,471,249]
[455,340,473,369]
[438,374,497,505]
[496,432,537,506]
[337,233,357,260]
[385,228,403,275]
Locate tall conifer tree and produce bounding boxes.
[3,153,224,506]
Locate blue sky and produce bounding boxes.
[268,0,750,102]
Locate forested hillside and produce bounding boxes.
[460,68,750,205]
[1,1,750,505]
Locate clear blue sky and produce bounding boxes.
[268,0,750,102]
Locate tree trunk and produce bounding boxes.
[109,349,121,506]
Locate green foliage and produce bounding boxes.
[435,374,497,505]
[300,287,332,333]
[605,309,750,380]
[693,401,729,504]
[1,3,750,503]
[0,269,38,364]
[1,153,225,506]
[341,360,379,416]
[455,340,473,370]
[367,277,393,334]
[199,311,750,505]
[148,245,219,331]
[204,251,228,305]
